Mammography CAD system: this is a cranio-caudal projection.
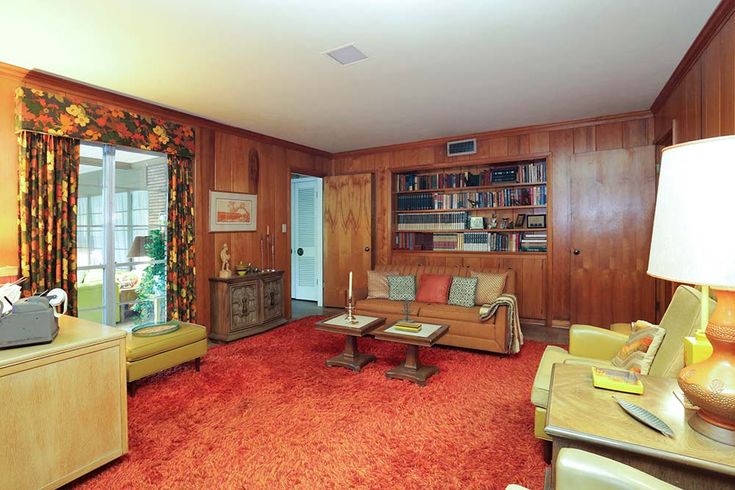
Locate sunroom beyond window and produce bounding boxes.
[76,143,167,328]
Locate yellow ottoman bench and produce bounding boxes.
[126,321,208,393]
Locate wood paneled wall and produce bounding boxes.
[0,62,330,329]
[329,113,655,325]
[653,3,735,143]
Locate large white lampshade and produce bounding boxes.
[648,135,735,289]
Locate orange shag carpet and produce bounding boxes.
[75,316,549,489]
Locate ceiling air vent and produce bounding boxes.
[447,138,477,157]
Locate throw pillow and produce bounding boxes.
[611,322,666,374]
[388,275,416,301]
[471,271,507,305]
[367,270,396,299]
[415,274,452,303]
[448,276,478,308]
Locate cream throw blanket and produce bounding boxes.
[479,293,523,354]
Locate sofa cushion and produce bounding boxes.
[471,271,507,305]
[367,270,396,299]
[354,298,423,316]
[126,322,207,361]
[448,276,478,308]
[531,345,614,408]
[388,275,416,301]
[419,303,484,323]
[415,274,452,304]
[611,321,666,375]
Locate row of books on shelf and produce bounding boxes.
[396,185,546,211]
[520,231,548,252]
[394,231,547,252]
[395,161,546,191]
[396,212,469,231]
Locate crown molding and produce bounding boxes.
[333,110,652,158]
[651,0,735,113]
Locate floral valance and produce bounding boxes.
[15,87,195,158]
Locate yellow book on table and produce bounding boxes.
[591,367,644,395]
[393,321,422,332]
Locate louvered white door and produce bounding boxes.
[291,178,322,302]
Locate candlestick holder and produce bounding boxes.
[345,298,359,324]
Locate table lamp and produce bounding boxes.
[648,135,735,446]
[127,235,150,259]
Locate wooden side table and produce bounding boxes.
[372,322,449,386]
[315,314,385,371]
[545,364,735,489]
[0,316,127,489]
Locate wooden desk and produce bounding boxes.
[545,364,735,489]
[0,316,128,489]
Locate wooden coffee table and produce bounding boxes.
[546,364,735,489]
[372,322,449,386]
[314,314,385,372]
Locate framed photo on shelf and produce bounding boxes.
[527,214,546,229]
[515,214,526,228]
[209,191,257,232]
[469,216,485,229]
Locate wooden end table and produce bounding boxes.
[372,322,449,386]
[314,314,385,372]
[545,364,735,489]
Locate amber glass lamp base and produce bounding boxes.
[678,288,735,446]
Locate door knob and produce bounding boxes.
[364,246,370,252]
[297,248,304,256]
[573,249,581,255]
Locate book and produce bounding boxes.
[591,367,644,395]
[393,321,422,332]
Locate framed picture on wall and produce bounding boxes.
[209,191,257,232]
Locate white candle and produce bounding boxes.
[266,225,270,235]
[348,271,353,301]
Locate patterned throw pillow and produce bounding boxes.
[611,321,666,374]
[471,271,507,305]
[448,277,478,308]
[367,270,396,299]
[388,275,416,301]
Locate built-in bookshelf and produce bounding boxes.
[392,159,549,254]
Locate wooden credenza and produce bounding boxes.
[0,316,128,489]
[209,270,287,342]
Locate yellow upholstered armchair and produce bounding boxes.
[531,285,715,441]
[506,448,680,489]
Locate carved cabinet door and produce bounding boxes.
[262,276,284,322]
[230,282,259,331]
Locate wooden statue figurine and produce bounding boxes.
[219,243,232,278]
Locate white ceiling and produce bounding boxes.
[0,1,719,153]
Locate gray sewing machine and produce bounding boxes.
[0,295,59,349]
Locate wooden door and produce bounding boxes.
[570,146,656,327]
[323,174,373,307]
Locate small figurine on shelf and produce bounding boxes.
[500,217,510,229]
[489,213,498,229]
[219,243,232,278]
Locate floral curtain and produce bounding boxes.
[166,155,196,322]
[16,86,197,323]
[18,131,79,315]
[15,87,195,158]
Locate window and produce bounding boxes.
[76,143,168,328]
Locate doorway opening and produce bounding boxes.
[290,173,324,306]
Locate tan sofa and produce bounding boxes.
[353,264,515,354]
